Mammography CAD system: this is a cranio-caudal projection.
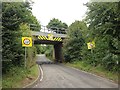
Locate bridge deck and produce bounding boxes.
[31,31,67,38]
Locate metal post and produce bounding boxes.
[91,49,93,53]
[25,47,26,67]
[91,49,94,66]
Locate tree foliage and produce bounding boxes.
[2,2,40,73]
[2,2,40,31]
[63,21,87,62]
[47,18,68,34]
[85,2,120,55]
[83,2,119,71]
[63,2,119,72]
[35,45,47,54]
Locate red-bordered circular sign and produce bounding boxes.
[23,38,30,45]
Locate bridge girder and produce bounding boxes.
[31,31,67,38]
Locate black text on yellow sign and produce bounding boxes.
[22,37,32,47]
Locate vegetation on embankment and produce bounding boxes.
[2,1,40,73]
[2,1,40,88]
[2,64,39,88]
[63,2,119,82]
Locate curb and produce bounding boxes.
[23,64,43,88]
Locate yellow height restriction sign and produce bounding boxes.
[87,41,95,49]
[22,37,32,47]
[48,34,53,40]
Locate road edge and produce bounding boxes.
[23,64,43,88]
[39,65,43,82]
[61,64,118,85]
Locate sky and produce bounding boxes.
[31,0,90,26]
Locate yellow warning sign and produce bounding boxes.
[22,37,32,47]
[87,41,95,49]
[53,37,62,41]
[38,35,62,41]
[38,35,48,40]
[48,34,53,40]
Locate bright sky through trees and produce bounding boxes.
[31,0,90,26]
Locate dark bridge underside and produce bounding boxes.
[34,39,63,63]
[33,35,64,62]
[34,40,62,45]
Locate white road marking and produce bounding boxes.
[39,65,44,82]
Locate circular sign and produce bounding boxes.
[90,43,93,48]
[23,38,30,45]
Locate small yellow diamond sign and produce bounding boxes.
[48,34,53,40]
[87,41,95,49]
[22,37,32,47]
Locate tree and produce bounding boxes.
[2,2,41,31]
[63,21,87,62]
[86,2,120,54]
[47,18,68,34]
[82,2,120,71]
[2,1,40,73]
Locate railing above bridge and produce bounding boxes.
[40,25,67,34]
[30,24,67,39]
[31,31,67,38]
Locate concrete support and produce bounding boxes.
[54,43,63,63]
[53,46,55,60]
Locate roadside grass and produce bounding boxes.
[65,61,118,83]
[2,64,39,88]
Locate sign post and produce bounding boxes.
[25,47,26,67]
[87,41,95,65]
[22,37,32,67]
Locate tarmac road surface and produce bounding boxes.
[33,54,118,88]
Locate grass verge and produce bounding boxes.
[2,64,39,88]
[65,61,118,83]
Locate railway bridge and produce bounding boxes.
[31,26,67,62]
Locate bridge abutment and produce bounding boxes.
[54,43,64,63]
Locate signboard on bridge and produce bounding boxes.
[38,35,62,42]
[48,34,53,40]
[22,37,32,47]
